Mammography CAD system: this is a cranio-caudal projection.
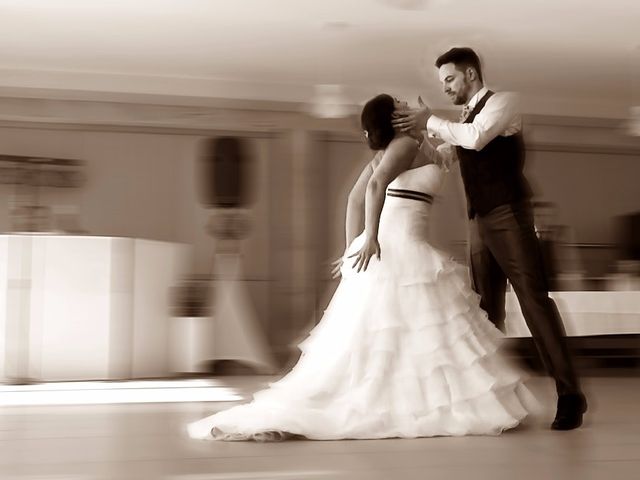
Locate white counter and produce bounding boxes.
[0,235,190,382]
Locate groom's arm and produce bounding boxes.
[427,92,521,151]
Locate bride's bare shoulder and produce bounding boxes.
[389,135,419,150]
[370,136,418,171]
[384,135,419,160]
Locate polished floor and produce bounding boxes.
[0,375,638,480]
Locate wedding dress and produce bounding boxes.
[188,163,534,441]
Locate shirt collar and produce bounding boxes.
[465,86,489,111]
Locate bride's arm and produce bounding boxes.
[345,154,377,247]
[350,136,417,272]
[331,152,381,278]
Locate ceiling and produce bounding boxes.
[0,0,638,117]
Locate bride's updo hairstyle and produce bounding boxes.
[361,94,395,151]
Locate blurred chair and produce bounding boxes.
[605,260,640,291]
[533,201,585,291]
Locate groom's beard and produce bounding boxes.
[451,89,469,105]
[450,82,472,105]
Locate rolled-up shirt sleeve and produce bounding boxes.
[426,92,521,151]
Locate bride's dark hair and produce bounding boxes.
[361,94,395,150]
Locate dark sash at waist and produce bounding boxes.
[386,188,434,204]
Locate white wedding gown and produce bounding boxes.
[188,163,535,441]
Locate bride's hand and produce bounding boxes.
[348,236,381,273]
[330,257,344,279]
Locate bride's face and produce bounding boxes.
[438,63,472,105]
[393,97,409,111]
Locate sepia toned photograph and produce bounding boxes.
[0,1,638,479]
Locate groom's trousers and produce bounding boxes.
[468,200,581,396]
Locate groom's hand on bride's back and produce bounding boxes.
[392,96,432,138]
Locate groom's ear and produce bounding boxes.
[466,67,478,81]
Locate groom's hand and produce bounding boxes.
[392,96,432,138]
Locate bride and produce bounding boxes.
[188,94,534,441]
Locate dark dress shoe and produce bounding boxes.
[551,393,588,430]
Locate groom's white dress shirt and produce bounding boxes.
[426,87,522,151]
[421,87,522,169]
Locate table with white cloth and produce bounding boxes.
[505,291,640,337]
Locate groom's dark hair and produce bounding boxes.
[361,94,396,151]
[435,47,483,83]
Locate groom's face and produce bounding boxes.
[438,63,472,106]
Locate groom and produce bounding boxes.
[392,47,587,430]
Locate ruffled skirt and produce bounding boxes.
[188,230,535,441]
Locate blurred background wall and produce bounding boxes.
[0,0,637,369]
[0,97,637,365]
